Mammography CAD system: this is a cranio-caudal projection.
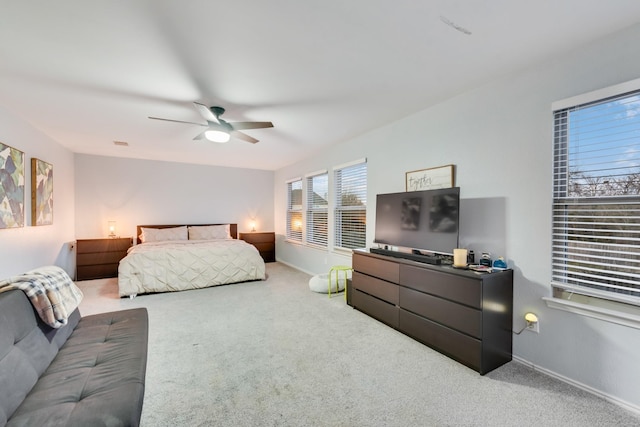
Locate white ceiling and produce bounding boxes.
[2,1,640,171]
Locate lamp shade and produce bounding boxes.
[108,221,117,238]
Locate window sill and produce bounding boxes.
[284,239,303,245]
[332,247,354,255]
[542,296,640,330]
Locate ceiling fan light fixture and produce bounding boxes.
[204,130,230,143]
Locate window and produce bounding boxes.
[334,159,367,250]
[306,171,328,247]
[286,179,302,242]
[552,86,640,306]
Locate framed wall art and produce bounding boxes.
[31,158,53,226]
[0,142,25,229]
[405,164,454,192]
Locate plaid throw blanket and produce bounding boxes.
[0,266,84,329]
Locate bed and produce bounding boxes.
[117,223,266,297]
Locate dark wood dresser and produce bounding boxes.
[351,249,513,375]
[239,232,275,262]
[76,237,132,280]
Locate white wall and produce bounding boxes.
[0,106,75,277]
[74,154,274,241]
[274,24,640,411]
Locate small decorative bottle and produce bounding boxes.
[479,252,492,267]
[467,250,475,265]
[492,257,507,270]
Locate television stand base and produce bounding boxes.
[369,248,442,265]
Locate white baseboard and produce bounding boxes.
[272,259,316,277]
[512,356,640,416]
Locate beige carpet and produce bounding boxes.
[77,263,640,427]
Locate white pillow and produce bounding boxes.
[188,224,231,240]
[140,226,188,243]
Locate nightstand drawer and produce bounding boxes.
[250,242,274,252]
[77,264,121,281]
[239,232,274,243]
[76,237,132,280]
[76,238,132,253]
[77,251,128,265]
[239,232,275,263]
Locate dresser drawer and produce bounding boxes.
[352,271,399,304]
[352,289,399,328]
[400,265,481,308]
[353,252,399,283]
[399,309,482,372]
[399,287,481,338]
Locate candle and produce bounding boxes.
[453,248,468,267]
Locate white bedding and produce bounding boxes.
[117,239,266,297]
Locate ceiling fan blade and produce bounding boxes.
[193,131,207,140]
[232,131,259,144]
[193,102,219,123]
[149,116,207,126]
[230,121,274,131]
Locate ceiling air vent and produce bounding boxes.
[113,141,129,146]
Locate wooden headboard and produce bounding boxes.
[136,223,238,244]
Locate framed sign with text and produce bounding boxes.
[405,164,454,191]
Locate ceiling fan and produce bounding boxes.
[149,103,274,144]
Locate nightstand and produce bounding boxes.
[76,237,132,280]
[239,232,275,262]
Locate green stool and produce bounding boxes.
[328,265,352,300]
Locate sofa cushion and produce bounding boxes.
[6,308,148,427]
[0,290,79,426]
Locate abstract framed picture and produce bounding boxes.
[0,142,25,228]
[31,158,53,226]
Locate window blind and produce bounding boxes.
[334,160,367,250]
[306,172,328,247]
[552,90,640,305]
[286,179,303,242]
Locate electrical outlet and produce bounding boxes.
[526,319,540,333]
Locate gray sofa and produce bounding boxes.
[0,289,148,427]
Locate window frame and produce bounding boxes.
[333,158,367,251]
[551,78,640,311]
[286,178,303,243]
[305,170,329,248]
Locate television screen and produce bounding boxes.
[374,187,460,255]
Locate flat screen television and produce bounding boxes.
[373,187,460,256]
